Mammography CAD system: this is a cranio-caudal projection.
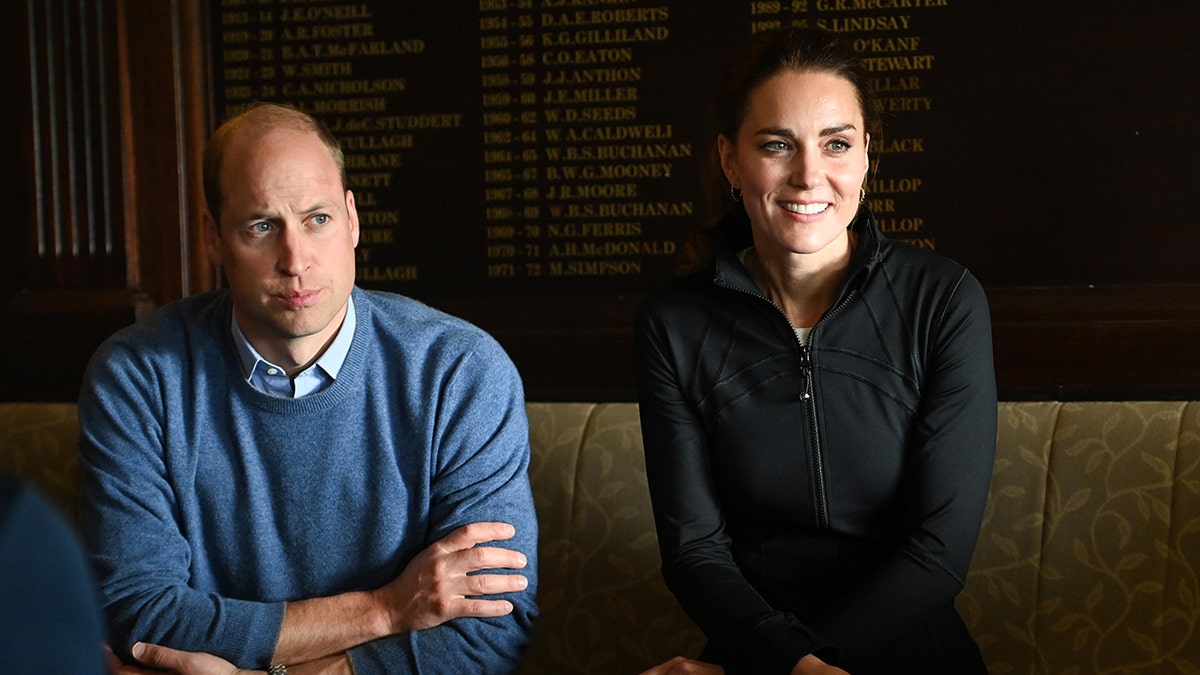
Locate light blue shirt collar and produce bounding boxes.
[231,295,356,398]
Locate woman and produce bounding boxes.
[635,28,996,675]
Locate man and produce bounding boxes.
[78,103,537,674]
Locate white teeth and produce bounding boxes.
[782,202,830,215]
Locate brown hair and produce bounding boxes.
[202,103,346,221]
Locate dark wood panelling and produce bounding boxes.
[1,0,210,402]
[11,0,125,291]
[1,0,36,305]
[989,286,1200,400]
[433,294,643,402]
[0,289,155,401]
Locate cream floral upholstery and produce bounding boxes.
[0,403,82,518]
[2,401,1199,674]
[522,403,705,673]
[957,401,1200,674]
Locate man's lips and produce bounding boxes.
[273,290,320,309]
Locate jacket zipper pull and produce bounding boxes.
[799,349,813,402]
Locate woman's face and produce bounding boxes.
[719,69,870,261]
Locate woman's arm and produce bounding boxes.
[812,271,997,668]
[635,300,830,674]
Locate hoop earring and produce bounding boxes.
[730,185,742,203]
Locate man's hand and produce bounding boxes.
[106,641,248,674]
[374,521,529,633]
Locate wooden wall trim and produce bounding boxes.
[989,285,1200,399]
[437,284,1200,402]
[116,0,212,307]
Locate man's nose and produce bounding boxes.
[276,228,311,276]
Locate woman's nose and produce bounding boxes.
[789,151,819,189]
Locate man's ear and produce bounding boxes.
[202,210,222,266]
[345,189,361,248]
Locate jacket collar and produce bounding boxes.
[711,206,882,299]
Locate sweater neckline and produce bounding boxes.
[227,287,371,415]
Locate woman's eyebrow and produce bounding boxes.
[753,127,795,138]
[753,123,859,138]
[820,123,857,136]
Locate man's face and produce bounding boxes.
[204,128,359,365]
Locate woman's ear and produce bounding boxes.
[864,132,871,174]
[717,133,739,188]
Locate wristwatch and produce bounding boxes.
[267,665,287,675]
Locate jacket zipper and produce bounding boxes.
[798,344,828,528]
[715,277,857,531]
[804,291,856,529]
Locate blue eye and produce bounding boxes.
[762,139,790,152]
[312,214,330,225]
[250,221,271,234]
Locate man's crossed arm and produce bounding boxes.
[113,522,530,675]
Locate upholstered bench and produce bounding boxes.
[2,401,1198,674]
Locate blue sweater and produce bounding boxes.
[78,287,538,673]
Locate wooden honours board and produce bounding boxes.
[214,2,958,291]
[210,1,1199,396]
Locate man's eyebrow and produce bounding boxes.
[301,199,340,214]
[242,209,279,222]
[244,200,339,220]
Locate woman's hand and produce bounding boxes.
[639,655,724,675]
[639,652,851,675]
[792,653,851,675]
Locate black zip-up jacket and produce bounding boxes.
[635,207,996,674]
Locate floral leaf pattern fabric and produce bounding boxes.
[3,401,1198,674]
[957,401,1200,674]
